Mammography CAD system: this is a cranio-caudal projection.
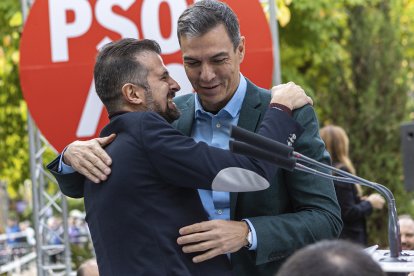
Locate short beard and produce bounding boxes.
[144,88,181,123]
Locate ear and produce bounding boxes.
[121,83,144,106]
[238,36,246,62]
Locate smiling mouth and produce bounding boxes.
[167,91,176,105]
[201,84,220,90]
[168,91,176,98]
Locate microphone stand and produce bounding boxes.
[229,125,403,261]
[293,152,402,262]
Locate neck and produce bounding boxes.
[108,110,130,119]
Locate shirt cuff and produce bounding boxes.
[58,147,75,174]
[242,219,257,250]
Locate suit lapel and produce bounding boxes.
[230,79,268,219]
[237,93,262,132]
[175,95,195,136]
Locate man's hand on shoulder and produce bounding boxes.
[177,220,249,263]
[63,134,116,183]
[271,81,313,110]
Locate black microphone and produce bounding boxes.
[229,140,296,171]
[230,126,293,159]
[229,127,402,261]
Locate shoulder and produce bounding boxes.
[289,105,328,159]
[101,112,166,134]
[241,78,270,117]
[245,78,270,98]
[173,93,194,109]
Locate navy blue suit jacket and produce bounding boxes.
[48,108,302,275]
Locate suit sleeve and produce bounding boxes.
[47,156,85,198]
[139,110,303,190]
[247,105,343,264]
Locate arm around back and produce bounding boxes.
[137,110,303,190]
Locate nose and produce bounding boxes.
[200,63,215,83]
[169,77,180,93]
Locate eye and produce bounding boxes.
[184,60,200,67]
[213,58,226,64]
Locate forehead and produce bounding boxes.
[135,52,167,76]
[400,220,414,233]
[180,24,234,59]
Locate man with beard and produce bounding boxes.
[50,1,342,274]
[48,38,311,275]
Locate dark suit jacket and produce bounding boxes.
[48,109,303,275]
[173,78,343,275]
[333,164,372,245]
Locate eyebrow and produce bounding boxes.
[183,51,229,61]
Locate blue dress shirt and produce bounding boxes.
[192,74,257,250]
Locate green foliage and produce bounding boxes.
[401,0,414,120]
[280,0,414,247]
[0,1,28,199]
[70,244,95,270]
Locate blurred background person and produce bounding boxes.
[45,216,64,263]
[19,220,35,247]
[5,214,25,249]
[320,125,385,245]
[399,215,414,250]
[276,239,385,276]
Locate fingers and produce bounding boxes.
[179,234,232,263]
[192,248,223,263]
[270,81,312,110]
[178,220,247,263]
[88,138,113,168]
[73,157,109,183]
[63,136,116,183]
[182,239,217,254]
[179,221,213,236]
[97,134,116,150]
[178,232,210,245]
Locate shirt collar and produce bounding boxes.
[194,73,247,118]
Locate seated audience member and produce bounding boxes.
[320,125,385,245]
[276,240,385,276]
[399,215,414,250]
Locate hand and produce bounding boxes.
[177,220,249,263]
[270,81,313,110]
[63,134,116,183]
[365,193,385,210]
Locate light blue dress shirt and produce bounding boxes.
[192,74,257,250]
[59,74,257,249]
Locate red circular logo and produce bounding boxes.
[20,0,273,151]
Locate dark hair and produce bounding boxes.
[277,240,385,276]
[177,0,241,50]
[94,38,161,114]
